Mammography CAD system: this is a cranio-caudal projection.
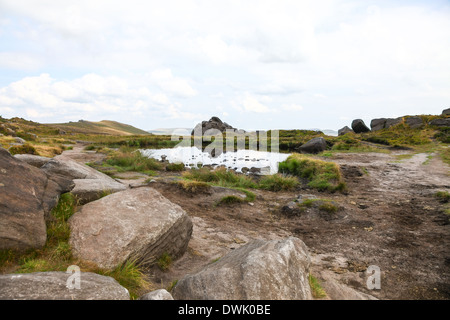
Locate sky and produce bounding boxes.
[0,0,449,131]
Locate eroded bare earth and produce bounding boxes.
[68,145,450,300]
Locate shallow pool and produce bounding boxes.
[140,147,291,175]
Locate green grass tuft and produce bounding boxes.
[258,174,299,191]
[105,149,162,172]
[435,191,450,203]
[216,195,246,206]
[278,154,346,192]
[95,259,151,299]
[156,253,173,272]
[9,143,38,156]
[309,274,326,299]
[166,162,185,172]
[175,180,211,193]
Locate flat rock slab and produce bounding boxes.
[0,272,130,300]
[172,237,313,300]
[42,156,127,204]
[42,156,109,180]
[13,154,52,168]
[69,187,193,269]
[71,178,127,204]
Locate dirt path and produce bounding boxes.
[65,144,450,300]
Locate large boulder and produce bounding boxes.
[370,118,386,131]
[0,272,130,300]
[298,137,328,154]
[338,126,353,136]
[442,108,450,116]
[172,237,313,300]
[14,154,52,168]
[0,148,74,250]
[351,119,370,133]
[69,187,193,269]
[429,118,450,127]
[191,117,243,136]
[42,156,126,204]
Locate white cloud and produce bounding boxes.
[233,93,271,113]
[282,104,304,112]
[0,73,179,123]
[150,69,197,98]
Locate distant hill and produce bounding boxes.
[50,120,151,136]
[147,128,192,135]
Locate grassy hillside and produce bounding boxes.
[49,120,151,136]
[0,116,158,157]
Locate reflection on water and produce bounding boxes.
[140,147,291,175]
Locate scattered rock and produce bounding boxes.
[351,119,370,133]
[0,148,74,250]
[338,126,353,136]
[172,237,313,300]
[69,187,193,269]
[298,137,328,154]
[14,137,26,144]
[139,289,174,300]
[249,167,261,174]
[0,272,130,300]
[281,201,302,217]
[14,154,52,168]
[429,118,450,127]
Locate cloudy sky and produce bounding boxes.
[0,0,449,131]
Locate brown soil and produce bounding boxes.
[66,144,450,300]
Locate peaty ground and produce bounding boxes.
[67,144,450,300]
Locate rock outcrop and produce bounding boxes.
[442,108,450,116]
[338,126,353,136]
[351,119,370,133]
[0,272,130,300]
[370,118,387,131]
[69,187,193,269]
[41,156,126,204]
[298,137,328,154]
[371,117,409,131]
[191,117,244,136]
[404,116,424,129]
[0,148,74,250]
[429,118,450,127]
[172,237,312,300]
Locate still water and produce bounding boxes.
[140,147,291,175]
